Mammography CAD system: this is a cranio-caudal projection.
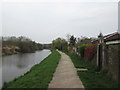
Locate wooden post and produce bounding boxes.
[98,44,101,71]
[102,40,106,70]
[96,45,99,67]
[97,44,102,71]
[97,32,104,71]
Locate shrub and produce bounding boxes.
[78,45,86,58]
[85,45,97,61]
[67,46,73,51]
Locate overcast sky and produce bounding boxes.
[2,0,118,43]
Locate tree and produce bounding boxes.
[76,36,92,47]
[69,35,76,46]
[52,38,68,50]
[2,36,43,54]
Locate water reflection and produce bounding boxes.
[2,49,51,85]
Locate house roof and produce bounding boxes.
[91,32,120,43]
[104,32,120,42]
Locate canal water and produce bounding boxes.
[1,49,51,86]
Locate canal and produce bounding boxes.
[2,49,51,85]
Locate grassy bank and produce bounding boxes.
[63,51,118,89]
[3,50,60,89]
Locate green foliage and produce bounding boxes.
[78,45,86,58]
[2,36,43,54]
[64,51,118,89]
[52,38,68,50]
[3,50,61,88]
[18,41,38,53]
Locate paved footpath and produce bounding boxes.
[48,51,84,88]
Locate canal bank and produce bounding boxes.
[2,50,61,89]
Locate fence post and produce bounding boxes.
[96,45,99,67]
[97,44,102,71]
[97,32,104,71]
[118,44,120,86]
[102,41,106,70]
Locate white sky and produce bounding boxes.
[2,0,119,3]
[1,0,119,43]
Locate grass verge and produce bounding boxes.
[3,50,61,89]
[63,51,118,89]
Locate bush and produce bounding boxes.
[78,45,86,58]
[78,44,97,59]
[85,45,97,61]
[67,46,73,51]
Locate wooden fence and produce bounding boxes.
[96,38,120,82]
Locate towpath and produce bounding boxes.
[48,51,84,88]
